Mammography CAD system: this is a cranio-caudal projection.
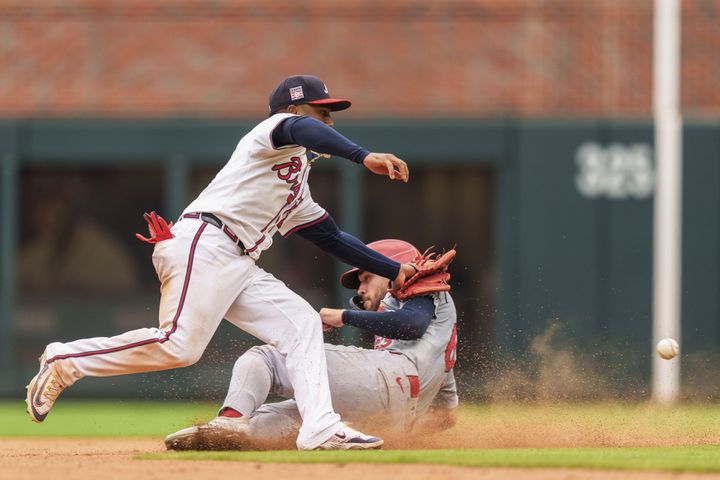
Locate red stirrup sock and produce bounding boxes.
[219,407,243,418]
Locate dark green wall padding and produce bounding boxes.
[1,118,718,398]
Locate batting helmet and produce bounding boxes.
[340,239,420,289]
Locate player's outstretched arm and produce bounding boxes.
[272,117,410,182]
[293,214,422,293]
[362,153,409,182]
[293,214,402,279]
[320,297,434,340]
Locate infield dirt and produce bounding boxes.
[5,399,720,480]
[3,438,720,480]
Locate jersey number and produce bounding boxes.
[444,325,457,372]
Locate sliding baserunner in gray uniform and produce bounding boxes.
[165,239,459,450]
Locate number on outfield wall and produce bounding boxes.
[575,142,655,199]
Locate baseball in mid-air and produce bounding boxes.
[656,338,680,360]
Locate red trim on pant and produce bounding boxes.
[46,223,208,364]
[407,375,419,399]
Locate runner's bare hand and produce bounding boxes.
[319,308,345,329]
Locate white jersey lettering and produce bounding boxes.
[183,113,326,259]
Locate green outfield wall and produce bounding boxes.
[0,119,718,400]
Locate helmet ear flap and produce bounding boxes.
[349,295,364,310]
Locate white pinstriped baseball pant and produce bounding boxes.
[44,218,342,450]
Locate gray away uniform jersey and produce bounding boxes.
[219,290,458,445]
[375,291,459,416]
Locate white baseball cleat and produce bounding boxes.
[164,415,251,451]
[314,423,384,450]
[25,354,66,423]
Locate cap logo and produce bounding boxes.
[289,86,304,101]
[323,84,329,94]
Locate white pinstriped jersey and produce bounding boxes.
[183,113,326,260]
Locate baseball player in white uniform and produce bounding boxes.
[164,239,459,451]
[25,75,426,451]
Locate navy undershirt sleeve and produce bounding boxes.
[342,296,435,340]
[293,214,400,281]
[271,115,370,164]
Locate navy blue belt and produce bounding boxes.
[181,212,247,254]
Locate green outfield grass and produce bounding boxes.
[3,400,720,438]
[141,446,720,473]
[0,400,217,436]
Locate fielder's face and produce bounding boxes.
[292,104,335,127]
[356,271,390,311]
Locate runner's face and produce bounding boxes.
[356,271,390,311]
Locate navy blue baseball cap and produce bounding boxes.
[269,75,351,114]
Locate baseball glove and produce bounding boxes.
[136,211,174,244]
[394,246,457,301]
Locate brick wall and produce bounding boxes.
[1,0,719,118]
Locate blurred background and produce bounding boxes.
[0,0,719,402]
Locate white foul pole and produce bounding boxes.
[652,0,682,404]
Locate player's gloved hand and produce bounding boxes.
[135,211,174,244]
[395,271,452,301]
[320,308,345,331]
[391,263,419,291]
[391,247,457,300]
[362,153,409,183]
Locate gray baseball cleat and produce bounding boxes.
[26,354,66,423]
[165,415,252,451]
[314,423,384,450]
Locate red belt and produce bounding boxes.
[181,212,247,254]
